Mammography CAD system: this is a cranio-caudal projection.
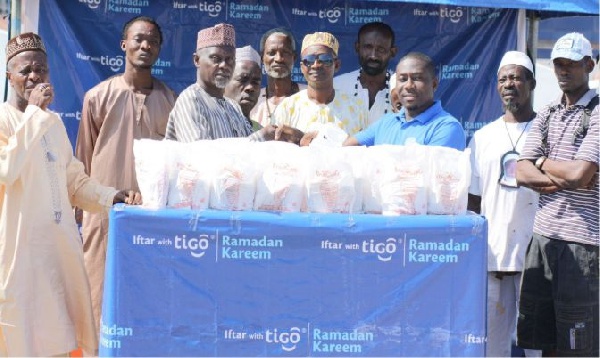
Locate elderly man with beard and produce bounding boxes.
[224,45,262,130]
[166,23,301,143]
[334,22,397,125]
[467,51,541,358]
[251,28,305,127]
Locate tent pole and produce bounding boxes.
[9,0,19,38]
[527,12,539,68]
[4,0,19,102]
[527,11,539,105]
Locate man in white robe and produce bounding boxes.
[0,32,139,357]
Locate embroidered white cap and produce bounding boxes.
[236,45,261,65]
[498,51,534,75]
[551,32,593,61]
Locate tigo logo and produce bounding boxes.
[319,7,343,24]
[80,0,101,9]
[101,55,124,72]
[440,7,464,23]
[174,234,212,258]
[198,1,223,17]
[362,237,398,261]
[265,327,303,352]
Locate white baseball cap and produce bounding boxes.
[551,32,593,61]
[498,51,534,75]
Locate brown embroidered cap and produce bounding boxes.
[197,23,235,50]
[6,32,47,63]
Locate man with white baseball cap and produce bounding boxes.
[551,32,593,62]
[468,50,541,357]
[516,32,598,357]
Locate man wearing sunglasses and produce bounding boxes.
[334,22,398,126]
[271,31,368,139]
[343,52,465,150]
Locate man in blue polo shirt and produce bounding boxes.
[343,52,465,150]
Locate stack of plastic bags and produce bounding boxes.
[134,138,471,215]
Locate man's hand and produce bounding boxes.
[28,83,54,110]
[256,124,303,144]
[259,124,304,145]
[258,124,280,141]
[299,131,318,147]
[516,159,562,194]
[113,190,142,205]
[540,158,599,190]
[583,172,599,190]
[274,125,304,145]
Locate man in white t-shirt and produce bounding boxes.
[333,22,397,126]
[467,51,541,358]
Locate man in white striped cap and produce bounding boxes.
[224,45,262,129]
[468,50,541,357]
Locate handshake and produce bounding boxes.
[261,124,348,147]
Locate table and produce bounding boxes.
[100,205,487,356]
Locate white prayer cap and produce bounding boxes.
[236,45,261,65]
[498,51,534,75]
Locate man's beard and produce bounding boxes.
[214,76,230,89]
[136,63,154,70]
[504,99,520,113]
[361,60,386,76]
[265,65,291,79]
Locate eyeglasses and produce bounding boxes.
[301,54,336,67]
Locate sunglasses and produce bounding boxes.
[301,54,336,67]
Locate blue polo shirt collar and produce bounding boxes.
[397,100,442,124]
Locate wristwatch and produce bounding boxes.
[534,156,547,170]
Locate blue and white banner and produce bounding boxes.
[101,206,487,356]
[369,0,598,15]
[38,0,520,145]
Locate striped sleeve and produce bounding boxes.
[165,87,212,142]
[519,109,548,161]
[574,105,599,164]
